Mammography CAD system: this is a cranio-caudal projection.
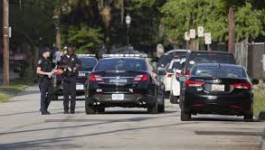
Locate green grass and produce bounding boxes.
[0,93,10,103]
[254,85,265,116]
[0,80,30,103]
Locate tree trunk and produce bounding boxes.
[228,7,235,55]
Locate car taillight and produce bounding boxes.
[231,82,252,90]
[89,73,103,82]
[185,79,205,87]
[134,74,149,82]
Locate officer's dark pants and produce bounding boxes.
[39,78,53,113]
[63,77,76,113]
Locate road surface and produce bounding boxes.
[0,86,264,150]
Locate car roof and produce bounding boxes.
[100,57,145,60]
[189,50,232,55]
[195,63,243,69]
[164,49,189,55]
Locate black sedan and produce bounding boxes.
[180,63,258,121]
[85,54,165,114]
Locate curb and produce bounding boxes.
[261,129,265,150]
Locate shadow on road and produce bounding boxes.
[191,116,260,122]
[195,130,263,136]
[0,122,194,150]
[0,112,178,137]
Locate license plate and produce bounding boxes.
[211,84,225,92]
[112,94,124,100]
[109,79,127,83]
[78,72,86,77]
[76,84,84,90]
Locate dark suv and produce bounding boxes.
[85,54,165,114]
[181,51,236,77]
[53,54,97,100]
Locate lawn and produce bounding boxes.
[254,84,265,116]
[0,81,30,103]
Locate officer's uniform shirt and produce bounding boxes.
[37,57,53,80]
[60,54,81,77]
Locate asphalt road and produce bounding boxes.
[0,86,264,150]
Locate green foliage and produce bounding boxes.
[235,2,264,41]
[160,0,227,44]
[65,24,103,53]
[160,0,265,45]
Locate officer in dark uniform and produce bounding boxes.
[36,48,54,115]
[60,46,81,114]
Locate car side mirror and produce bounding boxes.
[252,79,259,85]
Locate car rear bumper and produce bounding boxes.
[183,92,253,115]
[88,92,155,107]
[171,78,180,96]
[164,76,172,92]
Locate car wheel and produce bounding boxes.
[85,99,96,114]
[244,114,253,122]
[97,107,105,114]
[181,111,191,121]
[53,95,59,101]
[158,103,165,113]
[148,102,158,114]
[170,95,179,104]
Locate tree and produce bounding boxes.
[160,0,265,51]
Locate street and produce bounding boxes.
[0,86,264,150]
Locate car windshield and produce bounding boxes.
[79,57,97,71]
[95,58,147,72]
[187,53,236,70]
[192,65,247,79]
[158,51,187,68]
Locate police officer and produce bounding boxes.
[36,48,54,115]
[60,46,81,114]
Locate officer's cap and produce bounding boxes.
[41,47,51,54]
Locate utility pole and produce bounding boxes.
[2,0,10,85]
[228,7,235,55]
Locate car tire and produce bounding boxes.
[85,99,96,114]
[148,102,158,114]
[170,95,179,104]
[158,89,165,113]
[53,95,59,101]
[97,107,105,114]
[158,103,165,113]
[244,114,253,122]
[181,111,191,121]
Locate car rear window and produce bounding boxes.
[158,52,187,67]
[95,58,147,72]
[166,59,183,72]
[79,57,97,71]
[187,53,236,70]
[192,65,247,79]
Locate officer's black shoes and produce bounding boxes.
[70,110,75,114]
[41,111,50,115]
[64,111,69,114]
